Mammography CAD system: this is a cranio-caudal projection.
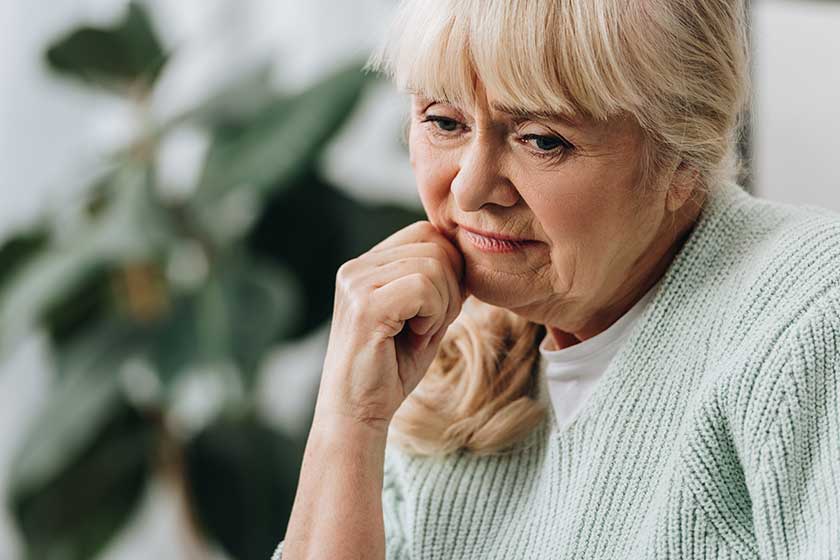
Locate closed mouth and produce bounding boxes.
[460,226,539,254]
[459,225,534,242]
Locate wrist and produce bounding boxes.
[311,407,391,444]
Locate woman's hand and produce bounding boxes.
[314,220,467,431]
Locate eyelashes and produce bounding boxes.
[419,115,575,164]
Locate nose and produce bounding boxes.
[450,135,519,211]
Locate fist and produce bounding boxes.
[315,221,467,429]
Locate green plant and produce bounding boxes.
[0,3,421,559]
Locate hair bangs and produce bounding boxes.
[366,0,645,124]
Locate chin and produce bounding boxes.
[462,266,538,310]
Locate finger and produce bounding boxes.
[368,221,439,253]
[361,243,463,326]
[406,314,437,337]
[369,273,446,338]
[369,222,465,290]
[421,317,452,352]
[361,256,452,335]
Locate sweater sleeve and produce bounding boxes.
[270,540,283,560]
[382,443,411,559]
[268,444,410,559]
[749,298,840,559]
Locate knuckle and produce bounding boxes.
[412,220,438,236]
[373,313,403,336]
[335,270,372,314]
[335,271,356,297]
[335,273,351,298]
[337,259,375,295]
[336,259,358,282]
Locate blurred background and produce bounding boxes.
[0,0,838,559]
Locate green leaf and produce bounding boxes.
[144,294,202,387]
[218,257,303,381]
[0,243,110,352]
[193,62,372,244]
[248,171,423,337]
[10,401,153,560]
[0,229,49,292]
[185,415,303,560]
[143,254,301,393]
[45,2,167,94]
[41,262,113,348]
[8,322,154,560]
[90,162,173,260]
[9,321,147,496]
[143,273,240,398]
[0,163,172,354]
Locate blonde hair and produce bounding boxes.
[366,0,752,456]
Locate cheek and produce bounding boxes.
[522,171,632,288]
[410,138,458,224]
[527,182,612,247]
[531,181,657,287]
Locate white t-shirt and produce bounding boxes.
[537,278,663,431]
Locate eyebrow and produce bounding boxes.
[489,102,586,128]
[410,91,589,129]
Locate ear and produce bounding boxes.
[665,161,700,213]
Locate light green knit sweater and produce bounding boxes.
[273,180,840,559]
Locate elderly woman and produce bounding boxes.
[274,0,840,558]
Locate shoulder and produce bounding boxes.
[664,183,840,324]
[688,184,840,329]
[749,200,840,281]
[716,187,840,298]
[686,187,840,459]
[728,195,840,345]
[727,281,840,473]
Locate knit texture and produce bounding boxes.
[272,180,840,559]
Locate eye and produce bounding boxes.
[523,135,565,150]
[421,115,463,134]
[419,113,575,163]
[519,133,575,162]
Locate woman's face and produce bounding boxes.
[408,84,699,340]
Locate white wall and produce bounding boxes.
[752,0,840,209]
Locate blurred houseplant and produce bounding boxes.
[0,3,420,559]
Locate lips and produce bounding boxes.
[459,225,538,254]
[458,225,533,242]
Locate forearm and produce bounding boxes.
[281,412,388,560]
